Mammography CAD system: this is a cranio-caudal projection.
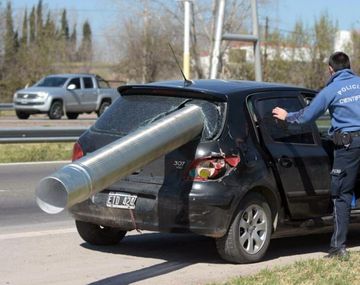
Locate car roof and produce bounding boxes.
[118,79,315,102]
[46,73,99,78]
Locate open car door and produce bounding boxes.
[249,91,332,219]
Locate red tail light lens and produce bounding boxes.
[186,155,240,181]
[72,142,84,161]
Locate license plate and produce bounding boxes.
[106,192,137,209]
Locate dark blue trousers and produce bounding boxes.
[330,141,360,250]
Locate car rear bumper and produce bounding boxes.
[69,182,236,238]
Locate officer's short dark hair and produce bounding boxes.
[328,51,351,72]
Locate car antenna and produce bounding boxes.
[168,43,193,87]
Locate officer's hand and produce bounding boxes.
[272,107,288,121]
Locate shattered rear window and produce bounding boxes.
[94,95,225,141]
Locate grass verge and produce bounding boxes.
[219,251,360,285]
[0,110,15,117]
[0,142,73,163]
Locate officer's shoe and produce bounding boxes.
[324,248,350,260]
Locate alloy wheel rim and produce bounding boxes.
[53,105,62,118]
[239,204,268,254]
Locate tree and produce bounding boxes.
[78,20,92,62]
[29,7,35,43]
[350,30,360,74]
[20,8,28,47]
[116,2,182,83]
[4,1,18,65]
[308,13,337,89]
[60,9,69,40]
[285,20,311,86]
[36,0,43,41]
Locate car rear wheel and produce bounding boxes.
[15,111,30,119]
[216,192,272,263]
[66,112,79,120]
[48,101,63,119]
[75,220,127,245]
[97,101,110,117]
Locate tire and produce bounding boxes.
[97,101,110,117]
[75,220,127,246]
[216,192,272,263]
[48,101,63,119]
[15,111,30,119]
[66,112,79,120]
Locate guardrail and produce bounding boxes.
[0,127,87,143]
[0,103,14,110]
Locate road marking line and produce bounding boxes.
[0,227,77,240]
[0,190,9,192]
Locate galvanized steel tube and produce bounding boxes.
[36,105,204,214]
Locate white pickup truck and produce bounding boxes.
[13,73,119,119]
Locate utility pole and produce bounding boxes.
[252,0,262,81]
[210,0,226,79]
[263,16,269,81]
[183,0,191,79]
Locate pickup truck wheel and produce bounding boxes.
[75,220,127,245]
[48,101,63,119]
[15,111,30,119]
[97,101,110,117]
[216,193,272,263]
[66,112,79,120]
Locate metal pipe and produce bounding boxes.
[251,0,262,81]
[36,105,204,214]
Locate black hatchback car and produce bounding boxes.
[69,79,360,263]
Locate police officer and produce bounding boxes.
[272,51,360,259]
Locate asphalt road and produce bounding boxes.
[1,162,360,285]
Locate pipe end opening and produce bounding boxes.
[36,177,68,214]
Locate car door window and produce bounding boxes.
[83,77,94,89]
[255,97,315,144]
[303,93,330,137]
[68,78,81,89]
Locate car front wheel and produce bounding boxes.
[66,112,79,120]
[75,220,127,245]
[16,111,30,119]
[216,192,272,263]
[48,101,63,119]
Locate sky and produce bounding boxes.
[263,0,360,32]
[8,0,360,33]
[6,0,360,60]
[9,0,119,40]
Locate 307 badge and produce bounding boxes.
[173,160,186,169]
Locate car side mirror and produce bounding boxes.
[67,84,76,90]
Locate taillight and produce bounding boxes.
[186,155,240,181]
[72,142,84,161]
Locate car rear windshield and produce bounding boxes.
[94,95,225,141]
[35,77,68,87]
